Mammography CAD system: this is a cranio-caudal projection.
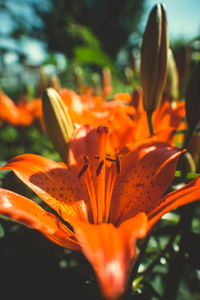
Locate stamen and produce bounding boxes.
[105,166,117,222]
[115,156,121,174]
[78,156,97,224]
[96,160,104,176]
[96,125,109,223]
[96,125,109,135]
[94,154,116,162]
[78,156,90,178]
[78,164,88,178]
[105,157,116,162]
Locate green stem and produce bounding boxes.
[182,124,196,150]
[131,237,150,278]
[163,205,194,300]
[144,232,177,275]
[120,238,150,300]
[147,111,154,136]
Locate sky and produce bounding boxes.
[144,0,200,40]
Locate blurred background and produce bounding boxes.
[0,0,200,99]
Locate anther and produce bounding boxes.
[96,160,104,176]
[84,155,89,164]
[78,156,89,178]
[94,154,116,162]
[116,156,120,174]
[96,125,109,134]
[105,157,116,162]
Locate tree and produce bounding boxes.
[32,0,146,59]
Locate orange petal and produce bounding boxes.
[110,139,182,225]
[71,213,147,300]
[154,97,185,131]
[0,154,88,222]
[0,188,79,250]
[0,94,19,124]
[68,125,98,166]
[148,175,200,230]
[0,93,33,126]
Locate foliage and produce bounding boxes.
[31,0,147,58]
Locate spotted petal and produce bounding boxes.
[148,175,200,230]
[110,139,182,225]
[0,154,89,222]
[0,188,79,250]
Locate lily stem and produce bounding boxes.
[147,111,154,136]
[144,232,177,276]
[182,123,196,150]
[163,205,194,300]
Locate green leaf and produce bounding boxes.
[73,47,117,72]
[174,170,199,180]
[0,223,5,238]
[68,22,101,49]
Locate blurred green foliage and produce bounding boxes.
[32,0,146,58]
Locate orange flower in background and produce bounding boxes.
[41,86,185,157]
[0,126,200,299]
[59,87,186,150]
[130,90,186,145]
[59,87,135,126]
[0,92,42,127]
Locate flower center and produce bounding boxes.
[78,125,120,224]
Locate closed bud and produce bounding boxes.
[164,48,179,100]
[49,75,61,93]
[174,45,190,89]
[141,3,169,113]
[185,62,200,131]
[101,67,112,98]
[177,151,196,175]
[42,88,74,163]
[188,131,200,172]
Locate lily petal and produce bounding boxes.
[68,125,98,166]
[0,188,79,250]
[71,213,147,300]
[154,97,185,131]
[0,154,88,222]
[148,176,200,230]
[111,139,182,225]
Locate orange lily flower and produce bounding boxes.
[59,88,135,126]
[1,126,200,300]
[59,87,186,152]
[0,92,42,127]
[131,91,186,145]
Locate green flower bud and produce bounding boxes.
[141,3,169,113]
[177,151,196,175]
[49,75,61,93]
[42,88,74,163]
[164,48,179,100]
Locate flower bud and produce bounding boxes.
[42,88,74,163]
[188,131,200,172]
[141,3,169,113]
[177,151,196,175]
[101,67,112,98]
[49,74,61,93]
[164,48,179,100]
[174,45,190,89]
[185,62,200,131]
